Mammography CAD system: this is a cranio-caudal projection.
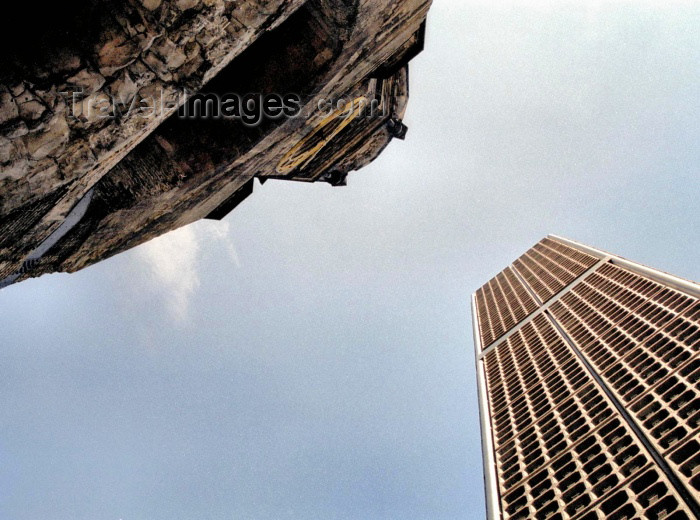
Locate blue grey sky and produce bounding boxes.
[1,1,699,519]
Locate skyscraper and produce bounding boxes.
[472,236,699,520]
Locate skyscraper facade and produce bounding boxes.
[472,236,699,520]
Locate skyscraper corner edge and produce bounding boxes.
[472,235,700,519]
[471,294,500,520]
[548,234,700,298]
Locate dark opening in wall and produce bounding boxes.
[39,0,363,274]
[0,1,124,85]
[135,0,361,175]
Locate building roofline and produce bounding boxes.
[548,234,700,299]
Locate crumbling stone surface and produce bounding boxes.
[0,0,306,249]
[0,0,432,286]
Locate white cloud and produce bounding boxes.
[134,220,241,322]
[136,225,201,322]
[203,221,242,269]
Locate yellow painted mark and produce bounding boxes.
[276,96,368,175]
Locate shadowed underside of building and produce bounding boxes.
[473,236,700,520]
[0,0,431,287]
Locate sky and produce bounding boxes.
[1,1,699,519]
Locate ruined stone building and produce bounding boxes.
[0,0,432,287]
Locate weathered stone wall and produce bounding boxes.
[0,0,305,256]
[0,0,432,286]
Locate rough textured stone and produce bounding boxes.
[0,137,14,164]
[143,38,188,80]
[59,143,98,180]
[9,84,25,97]
[28,159,59,185]
[108,72,139,107]
[0,157,29,181]
[66,69,107,95]
[176,0,201,10]
[18,100,47,121]
[25,114,70,160]
[0,90,19,125]
[3,121,28,139]
[140,0,163,11]
[0,0,432,286]
[96,35,142,77]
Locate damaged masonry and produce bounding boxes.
[0,0,431,287]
